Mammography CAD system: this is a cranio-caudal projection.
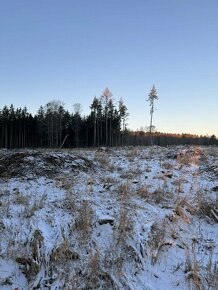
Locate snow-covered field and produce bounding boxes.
[0,146,217,290]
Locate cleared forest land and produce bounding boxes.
[0,146,217,289]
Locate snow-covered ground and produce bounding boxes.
[0,146,217,290]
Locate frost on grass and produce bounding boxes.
[0,146,217,289]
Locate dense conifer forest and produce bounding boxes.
[0,93,217,149]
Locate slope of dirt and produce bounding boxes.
[0,150,93,178]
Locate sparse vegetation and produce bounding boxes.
[0,146,217,289]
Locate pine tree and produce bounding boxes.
[119,98,128,146]
[108,99,114,146]
[90,97,99,147]
[9,105,15,148]
[147,85,158,146]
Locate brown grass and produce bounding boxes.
[185,241,202,290]
[174,197,191,223]
[51,239,79,264]
[56,176,74,191]
[88,247,100,287]
[195,195,218,223]
[74,200,93,239]
[205,250,218,289]
[14,192,29,206]
[24,194,47,218]
[137,185,150,199]
[62,190,76,211]
[94,152,109,169]
[162,161,174,170]
[126,148,139,161]
[116,204,133,245]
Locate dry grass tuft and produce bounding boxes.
[126,147,139,161]
[56,176,74,191]
[75,200,93,239]
[205,251,218,289]
[16,256,40,281]
[185,241,203,290]
[108,161,116,172]
[116,181,133,244]
[162,161,174,170]
[31,229,44,262]
[86,176,94,193]
[51,239,79,264]
[148,219,169,264]
[94,152,109,169]
[24,194,47,218]
[131,166,143,176]
[88,247,100,287]
[116,204,133,245]
[195,195,218,223]
[100,175,117,190]
[117,181,131,197]
[148,147,157,157]
[120,171,134,180]
[174,197,191,223]
[172,177,185,193]
[14,191,29,206]
[62,190,76,211]
[137,185,150,199]
[152,184,173,204]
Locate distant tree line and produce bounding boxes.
[0,88,217,149]
[126,131,218,147]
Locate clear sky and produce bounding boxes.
[0,0,217,136]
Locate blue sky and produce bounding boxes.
[0,0,217,136]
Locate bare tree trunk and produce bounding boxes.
[5,122,8,148]
[109,118,112,146]
[149,104,154,146]
[97,119,99,147]
[59,134,69,149]
[10,123,13,148]
[51,116,54,148]
[105,111,108,146]
[59,118,62,148]
[100,119,102,145]
[93,117,96,147]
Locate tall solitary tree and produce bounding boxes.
[147,85,158,146]
[102,88,112,146]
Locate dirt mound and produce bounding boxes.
[0,150,93,178]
